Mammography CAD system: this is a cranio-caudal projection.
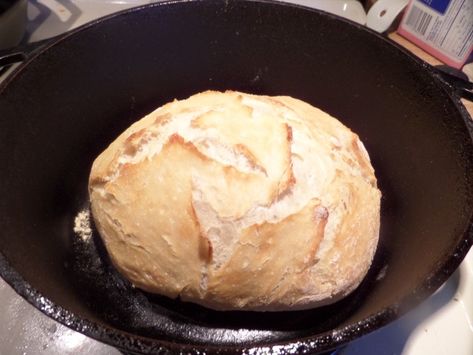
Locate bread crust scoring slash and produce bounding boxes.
[89,90,381,311]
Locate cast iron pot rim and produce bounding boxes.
[1,0,473,353]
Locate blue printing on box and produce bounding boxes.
[418,0,451,14]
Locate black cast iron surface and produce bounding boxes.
[0,0,473,353]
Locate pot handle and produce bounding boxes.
[433,65,473,102]
[0,37,55,69]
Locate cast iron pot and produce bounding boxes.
[0,0,472,353]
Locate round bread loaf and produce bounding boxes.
[89,90,381,311]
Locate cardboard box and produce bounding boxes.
[398,0,473,69]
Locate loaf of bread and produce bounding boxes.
[89,90,381,311]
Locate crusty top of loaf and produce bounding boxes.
[89,90,381,311]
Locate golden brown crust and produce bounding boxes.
[89,90,381,311]
[203,198,328,309]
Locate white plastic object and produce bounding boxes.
[366,0,409,33]
[280,0,367,25]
